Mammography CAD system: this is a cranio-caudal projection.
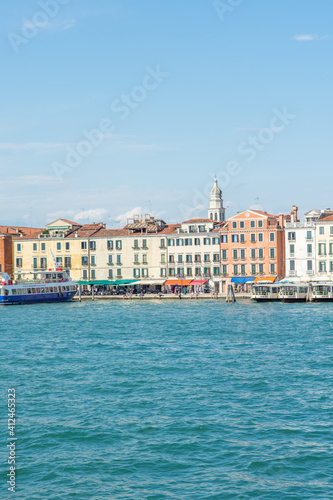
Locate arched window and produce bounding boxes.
[210,213,213,220]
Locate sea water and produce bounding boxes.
[1,300,332,499]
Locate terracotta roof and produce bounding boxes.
[0,226,43,236]
[318,214,333,222]
[159,224,181,234]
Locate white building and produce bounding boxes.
[314,211,333,280]
[208,178,225,222]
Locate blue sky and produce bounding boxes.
[0,0,332,227]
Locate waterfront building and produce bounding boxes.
[285,209,321,280]
[314,210,333,280]
[222,206,298,288]
[0,225,42,275]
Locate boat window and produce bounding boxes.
[41,288,45,293]
[50,287,53,292]
[36,288,40,293]
[27,288,32,294]
[16,289,21,295]
[5,289,9,296]
[12,289,16,295]
[32,288,36,293]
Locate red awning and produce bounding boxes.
[164,279,193,286]
[190,279,208,286]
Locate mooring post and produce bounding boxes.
[78,285,81,302]
[92,285,94,301]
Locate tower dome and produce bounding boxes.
[208,178,225,222]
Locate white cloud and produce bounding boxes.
[294,34,330,41]
[74,208,108,223]
[111,206,164,228]
[249,203,264,211]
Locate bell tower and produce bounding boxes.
[208,178,225,222]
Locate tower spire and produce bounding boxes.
[208,179,225,222]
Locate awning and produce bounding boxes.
[134,279,166,286]
[231,277,255,284]
[254,276,277,283]
[164,279,193,286]
[78,279,138,286]
[190,279,208,285]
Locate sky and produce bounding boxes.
[0,0,332,228]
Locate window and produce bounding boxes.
[56,256,62,266]
[250,234,256,243]
[107,240,113,250]
[270,248,275,259]
[258,220,263,228]
[178,255,183,263]
[40,258,47,269]
[212,237,219,245]
[306,231,312,240]
[233,249,238,260]
[233,265,238,275]
[221,234,227,243]
[259,264,264,274]
[133,239,139,249]
[160,268,167,277]
[258,248,264,259]
[198,225,206,232]
[133,268,140,278]
[17,244,21,252]
[307,260,312,271]
[169,268,175,276]
[161,254,166,264]
[160,239,166,248]
[290,244,295,254]
[222,265,227,274]
[65,242,70,250]
[176,239,184,247]
[116,269,122,277]
[329,243,333,256]
[330,262,333,272]
[203,238,211,245]
[258,233,263,242]
[203,267,210,276]
[33,257,38,269]
[204,254,210,262]
[232,234,238,243]
[319,226,324,235]
[81,241,87,250]
[330,227,333,235]
[213,254,219,262]
[177,268,184,276]
[213,267,220,276]
[195,267,201,276]
[251,249,256,259]
[91,255,96,265]
[194,255,201,263]
[240,249,245,260]
[232,221,237,229]
[187,268,193,276]
[169,255,174,263]
[240,234,245,243]
[185,238,192,246]
[91,270,96,279]
[318,243,326,256]
[186,255,192,263]
[134,253,139,264]
[90,241,96,251]
[240,264,246,274]
[270,233,275,242]
[108,269,113,278]
[82,256,88,266]
[222,249,227,260]
[82,270,88,279]
[290,260,295,271]
[116,255,121,264]
[108,255,113,264]
[142,254,148,264]
[142,268,149,277]
[251,264,256,275]
[270,263,275,274]
[57,242,61,250]
[142,239,148,249]
[33,243,37,251]
[250,221,255,228]
[189,225,195,233]
[239,221,245,229]
[116,240,122,250]
[194,238,200,246]
[168,239,175,246]
[41,242,46,251]
[63,256,71,269]
[319,261,326,272]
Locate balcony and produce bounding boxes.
[306,270,314,275]
[107,262,114,266]
[289,270,297,277]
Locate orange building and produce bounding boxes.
[0,226,42,275]
[220,207,298,288]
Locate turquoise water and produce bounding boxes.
[1,300,333,499]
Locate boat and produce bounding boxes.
[279,283,309,303]
[0,269,78,305]
[310,283,333,302]
[251,283,280,301]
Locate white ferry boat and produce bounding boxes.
[310,283,333,302]
[279,283,309,303]
[0,269,78,305]
[251,283,280,301]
